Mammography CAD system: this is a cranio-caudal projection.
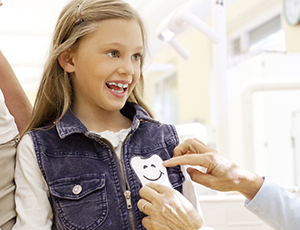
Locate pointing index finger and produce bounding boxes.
[163,154,211,168]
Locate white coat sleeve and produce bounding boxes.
[13,134,53,230]
[181,170,213,230]
[175,125,206,218]
[181,165,202,215]
[245,177,300,230]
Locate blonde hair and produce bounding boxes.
[23,0,153,135]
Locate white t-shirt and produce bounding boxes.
[14,128,201,229]
[0,89,18,144]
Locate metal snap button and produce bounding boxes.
[72,185,82,195]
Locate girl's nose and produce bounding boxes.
[118,58,135,76]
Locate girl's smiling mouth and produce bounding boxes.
[106,81,130,93]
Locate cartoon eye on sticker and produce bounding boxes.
[130,154,172,188]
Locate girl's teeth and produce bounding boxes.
[110,89,123,93]
[107,82,129,88]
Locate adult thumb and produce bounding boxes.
[187,167,209,186]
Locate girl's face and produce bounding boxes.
[66,19,143,115]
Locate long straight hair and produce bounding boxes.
[22,0,153,136]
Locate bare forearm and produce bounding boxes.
[236,171,264,201]
[0,50,32,132]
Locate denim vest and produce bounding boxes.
[30,102,185,230]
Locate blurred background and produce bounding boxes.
[1,0,300,229]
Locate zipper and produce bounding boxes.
[124,190,132,209]
[120,133,136,229]
[101,135,136,229]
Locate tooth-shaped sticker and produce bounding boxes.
[130,155,172,187]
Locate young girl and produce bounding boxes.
[13,0,200,229]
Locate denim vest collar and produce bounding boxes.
[56,102,159,139]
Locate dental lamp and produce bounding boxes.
[157,0,221,60]
[156,0,230,158]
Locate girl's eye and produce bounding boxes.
[132,53,141,61]
[107,50,120,58]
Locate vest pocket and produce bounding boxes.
[48,173,108,229]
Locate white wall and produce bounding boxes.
[227,52,300,187]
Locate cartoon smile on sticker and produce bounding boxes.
[130,154,172,187]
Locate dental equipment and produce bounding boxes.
[157,0,229,157]
[156,0,221,60]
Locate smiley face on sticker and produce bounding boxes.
[130,154,172,188]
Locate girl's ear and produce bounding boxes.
[58,49,75,73]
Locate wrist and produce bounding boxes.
[237,171,264,201]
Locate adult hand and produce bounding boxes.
[163,138,264,201]
[137,183,204,230]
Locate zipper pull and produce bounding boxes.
[124,190,132,210]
